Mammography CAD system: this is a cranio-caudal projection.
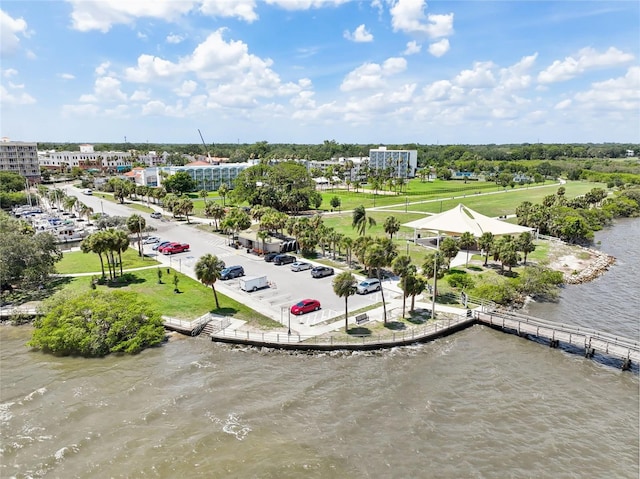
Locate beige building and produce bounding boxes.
[0,138,40,183]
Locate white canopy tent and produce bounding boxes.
[403,204,534,238]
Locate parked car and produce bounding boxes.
[291,261,312,272]
[152,241,171,251]
[273,254,296,265]
[159,242,190,254]
[150,212,162,219]
[264,252,279,262]
[356,278,381,294]
[290,299,321,315]
[143,236,161,245]
[220,265,245,280]
[311,266,334,278]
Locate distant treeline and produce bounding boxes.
[37,141,639,165]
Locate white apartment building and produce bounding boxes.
[156,161,252,191]
[0,138,40,183]
[38,144,132,172]
[368,146,418,179]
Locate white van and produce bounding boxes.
[83,189,93,195]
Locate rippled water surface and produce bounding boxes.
[1,220,639,479]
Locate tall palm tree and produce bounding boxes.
[177,197,194,223]
[392,255,415,318]
[459,232,475,268]
[195,254,225,309]
[217,183,229,206]
[340,236,354,268]
[364,243,391,323]
[352,205,376,236]
[332,272,357,332]
[478,232,494,266]
[516,231,536,265]
[113,229,130,277]
[81,234,105,279]
[126,214,146,257]
[383,216,401,240]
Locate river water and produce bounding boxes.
[1,220,638,479]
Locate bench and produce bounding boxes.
[355,313,369,325]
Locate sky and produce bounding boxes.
[1,0,639,146]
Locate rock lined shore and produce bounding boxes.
[563,248,616,285]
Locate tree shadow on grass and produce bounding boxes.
[406,308,432,324]
[347,326,371,336]
[105,273,147,288]
[384,320,406,331]
[467,265,483,272]
[1,276,73,306]
[211,307,239,316]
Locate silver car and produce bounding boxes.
[291,261,312,272]
[356,278,381,294]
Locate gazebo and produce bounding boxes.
[403,204,534,240]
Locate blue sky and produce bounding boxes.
[1,0,638,146]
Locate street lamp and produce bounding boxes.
[431,232,440,320]
[288,310,291,335]
[100,200,104,215]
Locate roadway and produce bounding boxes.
[62,184,399,331]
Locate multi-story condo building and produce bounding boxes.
[0,138,41,183]
[156,161,253,191]
[368,146,418,179]
[38,144,132,172]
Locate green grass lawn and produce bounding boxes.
[55,265,277,326]
[56,247,155,274]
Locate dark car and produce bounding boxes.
[264,252,279,262]
[220,265,244,280]
[273,254,296,265]
[152,240,171,251]
[290,299,321,315]
[311,266,334,278]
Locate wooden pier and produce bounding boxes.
[475,309,640,370]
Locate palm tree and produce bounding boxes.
[177,197,194,223]
[406,274,427,313]
[332,272,357,332]
[207,202,226,230]
[392,255,415,318]
[516,231,536,265]
[352,205,376,236]
[81,234,106,279]
[340,236,354,268]
[126,214,146,257]
[195,254,225,309]
[364,243,392,323]
[113,229,130,277]
[217,183,229,206]
[459,232,475,268]
[383,216,401,240]
[478,232,494,266]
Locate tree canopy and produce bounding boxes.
[0,212,61,292]
[28,290,165,356]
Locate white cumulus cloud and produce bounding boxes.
[390,0,454,38]
[344,24,373,43]
[428,38,449,57]
[538,46,635,84]
[166,33,185,44]
[0,9,28,56]
[404,41,421,56]
[340,57,407,92]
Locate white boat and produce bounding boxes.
[32,216,88,243]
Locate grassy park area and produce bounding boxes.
[54,250,277,326]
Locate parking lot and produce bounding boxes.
[66,184,394,326]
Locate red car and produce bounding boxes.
[159,242,189,254]
[290,299,321,315]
